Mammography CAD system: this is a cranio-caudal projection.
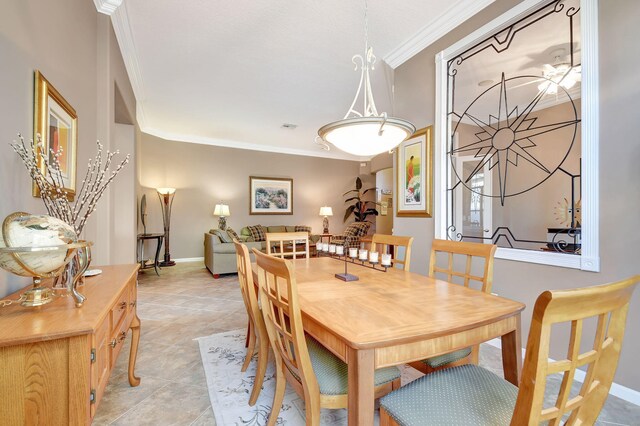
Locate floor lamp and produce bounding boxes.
[157,187,176,267]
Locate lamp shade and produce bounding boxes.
[214,204,230,217]
[319,206,333,217]
[156,187,176,195]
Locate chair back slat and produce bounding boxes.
[511,276,639,425]
[429,239,497,293]
[252,248,319,403]
[233,241,263,342]
[266,232,310,259]
[371,234,414,271]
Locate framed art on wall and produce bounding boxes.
[33,70,78,200]
[249,176,293,215]
[396,126,433,217]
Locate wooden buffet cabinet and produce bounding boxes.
[0,264,141,424]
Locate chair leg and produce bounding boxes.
[245,319,251,348]
[249,337,270,405]
[267,360,287,426]
[242,320,256,372]
[470,344,480,364]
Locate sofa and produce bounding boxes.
[204,225,320,277]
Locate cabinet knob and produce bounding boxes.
[119,301,127,310]
[109,338,117,348]
[118,331,127,342]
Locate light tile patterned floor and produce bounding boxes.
[93,262,640,425]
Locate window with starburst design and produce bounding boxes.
[435,0,600,271]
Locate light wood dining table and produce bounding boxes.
[252,256,525,425]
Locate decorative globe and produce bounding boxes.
[0,212,78,277]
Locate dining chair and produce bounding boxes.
[371,234,414,271]
[409,239,497,374]
[252,248,401,426]
[266,232,310,259]
[233,241,269,406]
[381,275,639,425]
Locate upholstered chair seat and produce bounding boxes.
[381,365,517,426]
[422,347,472,369]
[299,336,401,395]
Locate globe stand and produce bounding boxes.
[0,241,93,308]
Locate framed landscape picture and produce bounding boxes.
[33,70,78,200]
[249,176,293,215]
[396,126,432,217]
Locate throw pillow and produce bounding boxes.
[294,225,311,234]
[227,228,240,241]
[247,225,267,242]
[214,229,233,243]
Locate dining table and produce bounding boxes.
[252,256,525,425]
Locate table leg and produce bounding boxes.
[137,239,144,270]
[153,237,163,276]
[128,313,141,386]
[501,313,522,386]
[347,347,375,425]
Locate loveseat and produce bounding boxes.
[204,225,320,277]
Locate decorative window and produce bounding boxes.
[435,0,599,271]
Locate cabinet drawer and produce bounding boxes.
[109,314,130,369]
[111,287,130,331]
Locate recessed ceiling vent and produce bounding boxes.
[281,123,298,129]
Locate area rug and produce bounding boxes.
[197,329,422,425]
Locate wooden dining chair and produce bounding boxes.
[233,241,270,406]
[371,234,414,271]
[381,275,639,425]
[266,232,310,259]
[252,248,401,426]
[410,239,497,374]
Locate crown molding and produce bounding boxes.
[141,127,371,162]
[93,0,123,15]
[110,1,147,129]
[384,0,495,69]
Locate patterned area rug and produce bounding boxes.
[197,329,421,425]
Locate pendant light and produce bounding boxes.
[317,0,415,156]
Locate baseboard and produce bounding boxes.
[484,339,640,406]
[173,257,204,263]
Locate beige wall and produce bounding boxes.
[138,134,374,259]
[393,0,640,391]
[0,0,137,295]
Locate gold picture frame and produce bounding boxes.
[249,176,293,215]
[33,70,78,200]
[396,126,433,217]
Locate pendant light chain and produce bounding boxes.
[316,0,415,156]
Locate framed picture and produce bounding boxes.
[396,126,433,217]
[33,70,78,200]
[249,176,293,215]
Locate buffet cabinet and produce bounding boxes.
[0,264,141,425]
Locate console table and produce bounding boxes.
[0,264,141,424]
[137,233,164,275]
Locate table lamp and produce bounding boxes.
[157,187,176,267]
[319,206,333,234]
[214,204,230,230]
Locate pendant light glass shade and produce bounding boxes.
[319,116,415,157]
[317,1,415,156]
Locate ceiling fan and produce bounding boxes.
[537,56,582,95]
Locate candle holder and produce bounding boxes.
[319,247,389,278]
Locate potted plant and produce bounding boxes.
[343,177,378,222]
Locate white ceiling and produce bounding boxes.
[104,0,496,160]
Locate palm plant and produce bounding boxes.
[343,177,379,222]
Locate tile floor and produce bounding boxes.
[93,262,640,425]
